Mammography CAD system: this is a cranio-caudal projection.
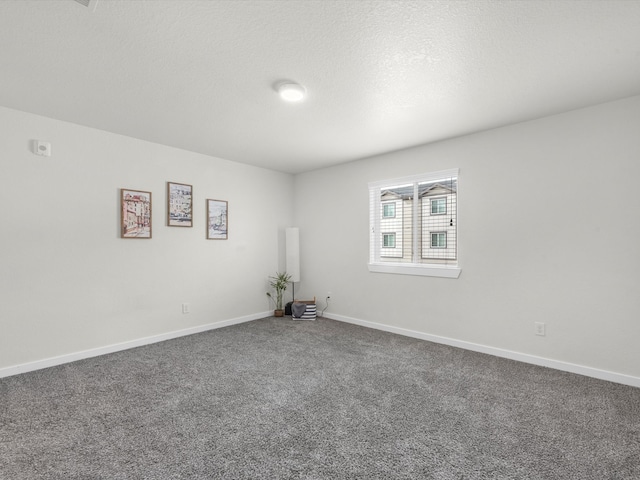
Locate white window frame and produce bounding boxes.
[368,168,461,279]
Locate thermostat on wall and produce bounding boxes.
[33,140,52,157]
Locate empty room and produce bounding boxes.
[1,1,639,478]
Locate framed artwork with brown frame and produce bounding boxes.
[167,182,193,227]
[121,188,152,239]
[206,199,228,240]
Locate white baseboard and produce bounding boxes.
[323,312,640,389]
[5,311,638,389]
[0,311,271,379]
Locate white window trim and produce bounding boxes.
[368,262,461,278]
[368,168,461,279]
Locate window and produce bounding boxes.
[431,197,446,215]
[431,232,446,248]
[382,203,396,218]
[369,168,460,278]
[383,233,396,248]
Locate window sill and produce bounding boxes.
[368,262,461,279]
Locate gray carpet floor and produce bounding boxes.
[1,317,639,479]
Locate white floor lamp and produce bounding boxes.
[286,227,300,302]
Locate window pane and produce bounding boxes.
[431,198,446,214]
[370,170,458,270]
[380,189,405,259]
[431,232,446,248]
[383,233,396,248]
[382,203,395,218]
[420,178,456,261]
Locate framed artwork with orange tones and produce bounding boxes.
[121,189,152,238]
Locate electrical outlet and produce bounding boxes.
[327,291,332,298]
[534,322,545,336]
[182,303,190,314]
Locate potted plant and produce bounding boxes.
[266,271,292,317]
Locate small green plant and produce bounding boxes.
[266,271,292,311]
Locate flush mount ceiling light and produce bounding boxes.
[277,82,307,102]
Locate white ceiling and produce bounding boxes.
[2,0,640,174]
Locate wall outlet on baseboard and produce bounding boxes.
[534,321,545,336]
[182,303,190,314]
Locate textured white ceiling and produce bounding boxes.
[1,0,640,173]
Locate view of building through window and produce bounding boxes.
[370,170,458,268]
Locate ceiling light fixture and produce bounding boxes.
[277,82,307,102]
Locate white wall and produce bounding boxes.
[3,96,639,385]
[0,106,294,371]
[294,95,640,382]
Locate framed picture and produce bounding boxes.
[121,189,152,238]
[167,182,193,227]
[207,199,228,240]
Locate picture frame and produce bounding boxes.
[167,182,193,227]
[121,188,152,238]
[207,199,228,240]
